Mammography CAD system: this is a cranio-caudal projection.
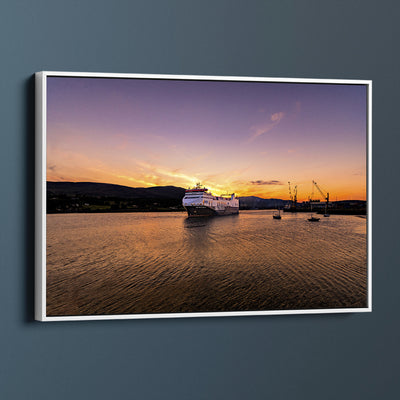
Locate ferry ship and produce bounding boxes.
[182,184,239,217]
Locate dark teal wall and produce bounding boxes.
[1,1,399,399]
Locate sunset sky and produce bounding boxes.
[46,76,367,201]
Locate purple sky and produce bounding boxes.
[46,76,367,200]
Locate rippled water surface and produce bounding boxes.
[46,211,368,316]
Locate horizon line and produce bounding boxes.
[46,181,366,202]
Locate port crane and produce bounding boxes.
[288,181,297,211]
[312,180,330,217]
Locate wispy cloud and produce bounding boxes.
[251,180,284,185]
[249,112,285,141]
[270,112,284,123]
[135,160,198,185]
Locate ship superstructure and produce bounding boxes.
[182,184,239,217]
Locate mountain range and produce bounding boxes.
[47,181,288,209]
[47,181,187,199]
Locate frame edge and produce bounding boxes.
[35,72,372,321]
[367,81,372,311]
[35,71,46,321]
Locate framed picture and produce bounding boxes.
[35,72,372,321]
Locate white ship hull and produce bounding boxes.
[182,186,239,217]
[185,205,239,217]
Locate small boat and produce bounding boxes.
[273,208,281,219]
[307,198,319,222]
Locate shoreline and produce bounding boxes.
[46,209,366,216]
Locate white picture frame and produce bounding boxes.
[35,71,372,321]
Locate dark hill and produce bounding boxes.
[47,182,186,199]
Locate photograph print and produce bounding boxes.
[35,72,371,321]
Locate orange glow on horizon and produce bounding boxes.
[47,168,367,201]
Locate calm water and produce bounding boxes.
[46,211,368,316]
